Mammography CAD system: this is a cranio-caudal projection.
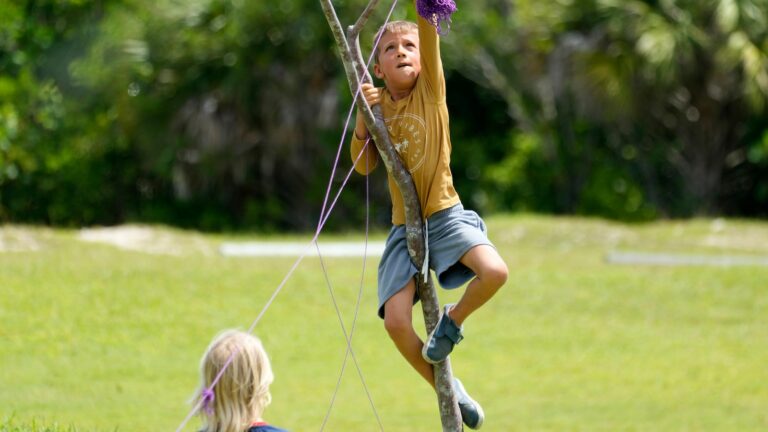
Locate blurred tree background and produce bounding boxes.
[1,0,767,231]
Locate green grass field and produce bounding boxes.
[1,215,767,431]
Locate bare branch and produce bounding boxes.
[350,0,382,39]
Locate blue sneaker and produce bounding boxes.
[422,304,463,364]
[454,378,485,430]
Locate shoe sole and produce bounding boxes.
[454,378,485,430]
[421,322,442,364]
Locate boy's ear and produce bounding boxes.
[373,63,384,79]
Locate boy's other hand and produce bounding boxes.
[362,83,383,107]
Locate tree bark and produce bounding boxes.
[318,1,463,430]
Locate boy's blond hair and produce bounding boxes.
[196,330,274,432]
[373,20,418,64]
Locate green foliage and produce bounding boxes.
[0,0,133,226]
[445,0,768,218]
[66,0,391,230]
[1,0,767,228]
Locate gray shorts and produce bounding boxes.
[377,203,493,318]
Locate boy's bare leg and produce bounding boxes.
[449,245,508,326]
[383,278,436,388]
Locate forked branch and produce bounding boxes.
[318,0,463,430]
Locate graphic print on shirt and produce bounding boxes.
[385,113,427,173]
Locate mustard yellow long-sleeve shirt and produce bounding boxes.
[350,14,460,225]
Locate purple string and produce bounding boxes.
[416,0,457,34]
[319,139,370,229]
[319,138,382,432]
[175,1,398,429]
[200,345,239,416]
[201,388,215,415]
[316,0,400,236]
[178,141,371,432]
[176,154,374,432]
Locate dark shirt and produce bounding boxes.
[247,423,288,432]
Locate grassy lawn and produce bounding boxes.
[1,215,767,431]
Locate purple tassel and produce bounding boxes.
[201,388,215,415]
[416,0,457,34]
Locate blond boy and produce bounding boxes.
[350,2,508,430]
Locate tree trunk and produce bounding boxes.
[318,0,463,430]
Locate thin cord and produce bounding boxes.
[318,0,400,427]
[319,141,383,431]
[175,142,373,432]
[174,0,399,426]
[318,0,398,234]
[315,240,383,432]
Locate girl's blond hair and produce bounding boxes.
[195,330,274,432]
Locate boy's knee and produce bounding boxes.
[483,262,508,288]
[383,314,412,339]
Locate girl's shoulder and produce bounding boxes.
[247,424,288,432]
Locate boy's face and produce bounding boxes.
[374,30,421,93]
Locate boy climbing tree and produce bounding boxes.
[346,0,509,429]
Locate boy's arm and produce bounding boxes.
[350,123,379,175]
[416,0,445,100]
[350,83,382,174]
[354,109,369,141]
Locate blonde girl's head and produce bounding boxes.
[196,330,274,432]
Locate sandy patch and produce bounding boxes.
[78,225,214,256]
[0,226,42,252]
